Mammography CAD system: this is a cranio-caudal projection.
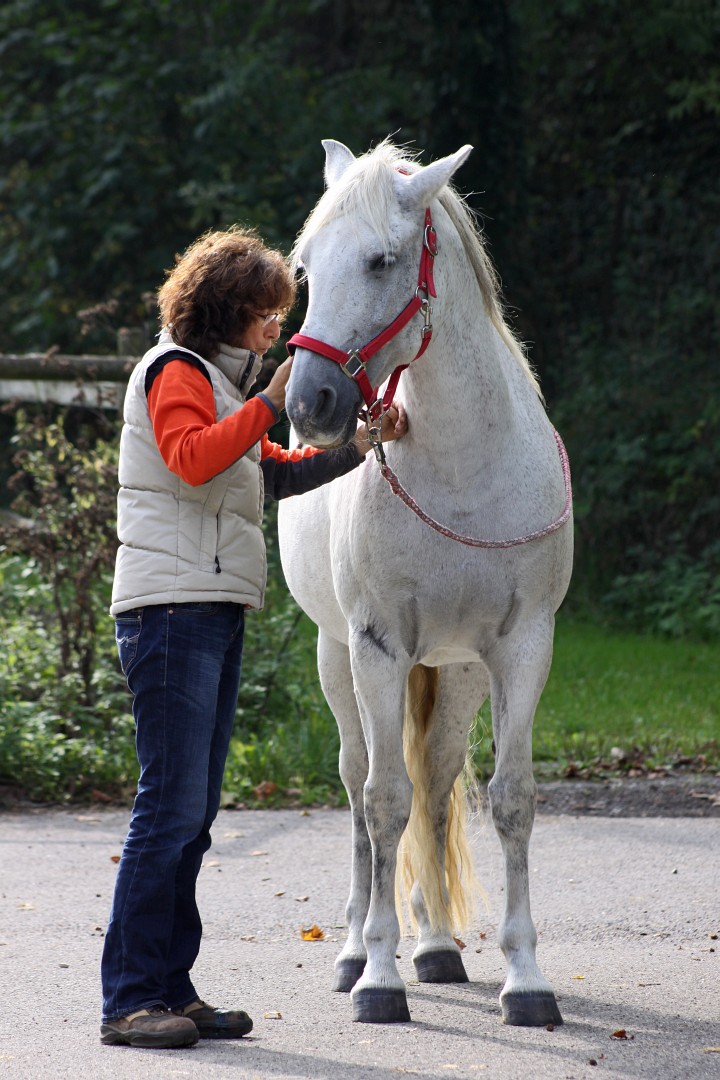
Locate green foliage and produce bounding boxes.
[0,405,336,805]
[0,0,520,351]
[0,408,136,800]
[0,553,138,801]
[1,408,119,703]
[512,0,720,628]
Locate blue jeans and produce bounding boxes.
[101,602,245,1022]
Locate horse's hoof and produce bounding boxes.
[333,957,366,992]
[413,949,469,984]
[501,990,563,1027]
[352,987,411,1023]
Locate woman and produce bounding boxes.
[100,227,407,1049]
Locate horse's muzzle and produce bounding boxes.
[286,351,361,448]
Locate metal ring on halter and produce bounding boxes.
[423,224,438,255]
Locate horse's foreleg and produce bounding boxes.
[317,631,370,992]
[407,663,489,984]
[487,619,563,1027]
[349,634,413,1023]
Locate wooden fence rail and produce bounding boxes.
[0,353,138,381]
[0,351,140,408]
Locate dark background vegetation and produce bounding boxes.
[0,0,718,802]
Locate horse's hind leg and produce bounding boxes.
[487,617,563,1027]
[317,630,370,993]
[404,662,489,985]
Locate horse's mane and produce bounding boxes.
[291,138,541,398]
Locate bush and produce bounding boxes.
[0,406,337,805]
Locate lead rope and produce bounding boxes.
[367,427,572,549]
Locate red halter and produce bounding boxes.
[286,208,438,428]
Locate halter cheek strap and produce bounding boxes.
[287,208,438,428]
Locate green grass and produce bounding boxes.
[473,618,720,780]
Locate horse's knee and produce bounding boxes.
[487,773,536,838]
[364,775,413,838]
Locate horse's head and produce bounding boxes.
[285,139,472,448]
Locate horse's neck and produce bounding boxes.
[400,298,523,468]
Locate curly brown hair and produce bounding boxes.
[157,226,296,358]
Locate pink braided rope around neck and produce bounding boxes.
[379,429,572,549]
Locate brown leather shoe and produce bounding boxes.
[100,1005,199,1048]
[173,998,253,1039]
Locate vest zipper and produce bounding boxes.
[215,555,221,574]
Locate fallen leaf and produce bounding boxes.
[300,924,325,940]
[250,850,268,857]
[74,815,101,823]
[572,975,585,980]
[478,932,487,940]
[611,1029,629,1040]
[274,890,286,897]
[253,780,278,800]
[17,902,34,910]
[263,1010,283,1020]
[223,831,245,838]
[453,936,466,950]
[110,855,121,863]
[295,895,310,902]
[240,934,255,941]
[204,859,220,867]
[703,1047,720,1053]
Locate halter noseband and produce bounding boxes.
[287,207,438,444]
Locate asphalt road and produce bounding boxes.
[1,804,718,1080]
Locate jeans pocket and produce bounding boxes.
[115,609,143,676]
[169,602,221,615]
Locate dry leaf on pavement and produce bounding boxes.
[300,924,325,940]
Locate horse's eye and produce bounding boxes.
[367,253,395,272]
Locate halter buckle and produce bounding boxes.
[416,289,433,334]
[341,350,367,380]
[367,420,386,466]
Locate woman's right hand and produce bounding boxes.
[263,357,293,412]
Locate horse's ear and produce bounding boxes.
[398,145,474,207]
[322,140,356,188]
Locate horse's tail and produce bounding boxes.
[398,664,479,936]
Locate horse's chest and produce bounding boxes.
[334,533,518,659]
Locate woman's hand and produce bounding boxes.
[353,401,408,456]
[263,357,293,412]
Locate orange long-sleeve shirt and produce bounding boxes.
[146,360,322,486]
[146,358,363,497]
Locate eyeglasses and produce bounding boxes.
[252,311,283,327]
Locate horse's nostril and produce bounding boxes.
[313,386,337,424]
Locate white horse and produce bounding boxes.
[278,138,573,1026]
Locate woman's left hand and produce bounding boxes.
[353,400,408,456]
[379,400,408,443]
